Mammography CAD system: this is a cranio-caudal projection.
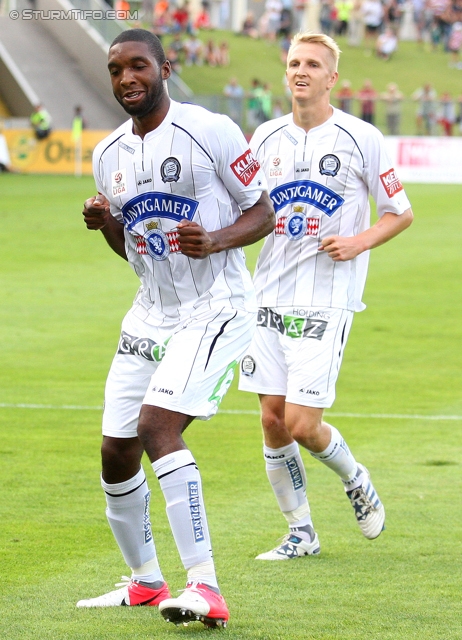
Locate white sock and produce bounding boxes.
[309,425,360,487]
[187,559,218,591]
[102,467,164,583]
[153,450,217,588]
[264,442,313,530]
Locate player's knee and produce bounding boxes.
[101,436,142,473]
[261,409,285,435]
[289,419,322,449]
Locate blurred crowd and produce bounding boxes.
[335,80,462,135]
[117,0,462,136]
[239,0,462,67]
[222,75,462,136]
[148,1,231,70]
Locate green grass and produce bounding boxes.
[160,30,462,135]
[0,175,461,639]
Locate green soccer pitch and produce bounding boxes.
[0,174,461,639]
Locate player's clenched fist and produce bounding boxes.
[318,235,363,262]
[83,193,111,230]
[176,220,217,259]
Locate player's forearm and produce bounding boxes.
[210,192,275,252]
[100,217,128,260]
[360,208,414,252]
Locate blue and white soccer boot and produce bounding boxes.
[346,463,385,539]
[255,531,320,560]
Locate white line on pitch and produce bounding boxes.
[0,403,461,420]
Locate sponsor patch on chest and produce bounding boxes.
[111,168,128,197]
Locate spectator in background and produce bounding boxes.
[448,21,462,67]
[30,104,52,140]
[247,78,266,131]
[320,0,337,36]
[361,0,384,53]
[457,92,462,133]
[262,0,283,41]
[166,43,182,72]
[413,83,437,135]
[261,83,274,121]
[412,0,426,43]
[168,32,185,63]
[376,26,398,59]
[204,39,220,66]
[152,1,173,38]
[241,12,259,38]
[381,82,404,134]
[154,0,168,15]
[194,1,212,30]
[279,6,293,37]
[172,1,192,34]
[437,92,456,134]
[292,0,308,32]
[280,32,292,64]
[272,97,285,118]
[383,0,403,29]
[184,33,204,65]
[336,0,353,36]
[223,77,245,125]
[356,79,378,124]
[335,79,355,113]
[348,0,365,45]
[72,105,86,135]
[218,40,230,66]
[115,0,130,13]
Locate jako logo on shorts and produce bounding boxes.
[188,482,204,542]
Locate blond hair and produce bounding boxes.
[287,32,341,71]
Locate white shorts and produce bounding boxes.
[238,307,354,409]
[103,306,256,438]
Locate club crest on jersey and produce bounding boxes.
[161,157,181,183]
[111,168,128,196]
[231,149,260,185]
[270,180,344,217]
[285,206,307,240]
[269,155,283,178]
[144,228,170,261]
[319,154,340,176]
[241,355,256,377]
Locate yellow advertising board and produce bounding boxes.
[3,129,112,175]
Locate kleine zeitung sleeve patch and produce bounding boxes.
[380,168,403,198]
[231,149,261,186]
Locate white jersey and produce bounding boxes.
[250,107,411,312]
[93,100,267,329]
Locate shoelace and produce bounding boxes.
[169,582,208,603]
[350,488,375,518]
[114,576,132,588]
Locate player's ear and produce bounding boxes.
[161,60,172,80]
[327,71,338,90]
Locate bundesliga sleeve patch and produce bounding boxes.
[380,168,403,198]
[231,150,260,186]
